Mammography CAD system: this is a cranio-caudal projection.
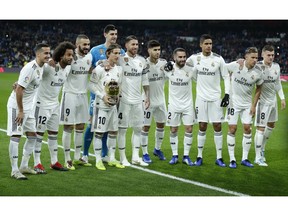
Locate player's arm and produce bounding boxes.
[275,70,286,110]
[220,58,230,107]
[250,84,262,117]
[15,84,25,125]
[143,85,150,109]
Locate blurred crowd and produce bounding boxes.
[1,20,288,74]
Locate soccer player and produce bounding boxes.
[226,47,264,168]
[186,34,230,167]
[32,41,75,173]
[7,43,50,180]
[59,35,92,170]
[164,48,196,166]
[254,45,286,166]
[141,40,167,163]
[89,44,125,170]
[117,35,150,167]
[82,24,125,164]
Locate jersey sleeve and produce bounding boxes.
[17,65,34,89]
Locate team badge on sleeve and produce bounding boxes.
[197,56,201,65]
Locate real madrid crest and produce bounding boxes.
[211,62,215,67]
[55,65,59,73]
[36,70,40,76]
[124,57,129,65]
[87,59,90,65]
[100,49,104,54]
[186,72,189,77]
[251,75,255,80]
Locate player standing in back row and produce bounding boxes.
[59,34,92,170]
[186,34,230,167]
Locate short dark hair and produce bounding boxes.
[34,43,49,53]
[104,24,116,34]
[262,45,275,52]
[200,34,212,44]
[76,34,89,43]
[147,40,161,49]
[53,41,75,62]
[173,47,186,56]
[125,35,138,44]
[106,43,122,58]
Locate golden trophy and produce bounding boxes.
[104,80,120,105]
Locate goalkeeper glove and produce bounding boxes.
[164,61,173,72]
[220,94,229,107]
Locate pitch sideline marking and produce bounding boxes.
[0,128,248,196]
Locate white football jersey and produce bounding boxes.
[9,60,43,111]
[227,61,264,109]
[34,63,70,109]
[143,57,167,107]
[63,52,92,94]
[257,61,283,105]
[164,64,194,112]
[118,53,148,104]
[186,52,229,101]
[90,64,123,109]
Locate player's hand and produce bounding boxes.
[144,97,150,110]
[15,111,24,125]
[220,94,229,107]
[281,99,286,110]
[250,106,256,117]
[236,58,244,68]
[48,58,56,67]
[102,60,112,71]
[12,81,17,91]
[164,61,173,72]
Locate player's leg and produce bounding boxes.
[166,109,180,165]
[153,105,167,160]
[73,94,90,166]
[182,108,195,166]
[33,106,51,174]
[19,113,38,175]
[131,103,148,166]
[83,93,95,160]
[240,109,254,167]
[7,106,27,179]
[106,110,125,168]
[117,101,130,166]
[226,107,239,168]
[261,104,277,162]
[59,92,76,170]
[46,110,68,171]
[92,108,109,170]
[141,106,152,163]
[210,100,226,167]
[254,102,268,166]
[195,97,208,165]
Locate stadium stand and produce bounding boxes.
[1,20,287,74]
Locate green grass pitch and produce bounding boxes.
[0,72,287,197]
